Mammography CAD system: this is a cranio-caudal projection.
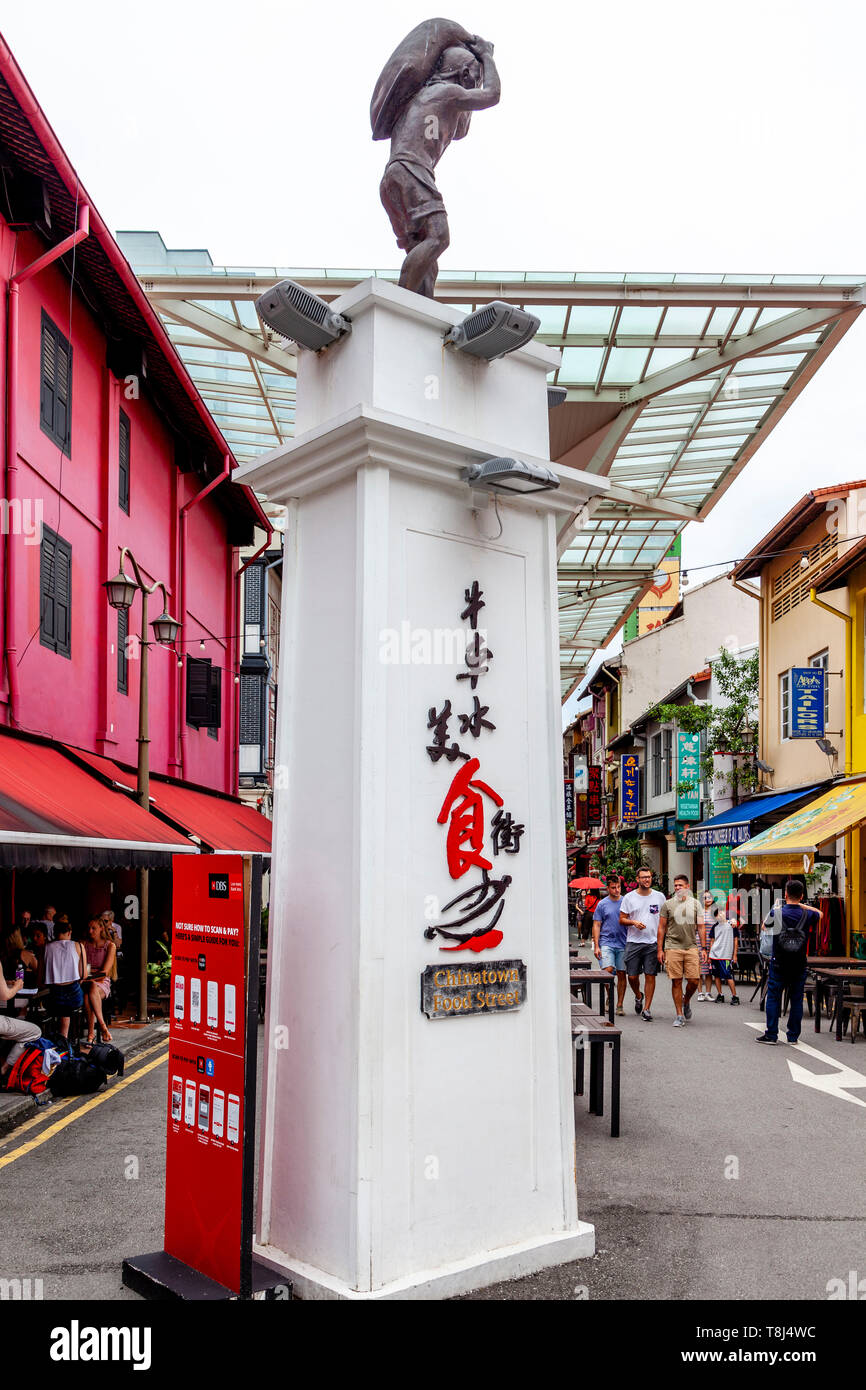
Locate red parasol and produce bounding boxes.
[568,876,607,890]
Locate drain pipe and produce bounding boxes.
[4,203,90,725]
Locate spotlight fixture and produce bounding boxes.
[547,384,567,408]
[816,737,838,757]
[462,456,560,495]
[256,279,351,352]
[755,758,774,774]
[445,301,540,361]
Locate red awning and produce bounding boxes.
[66,748,272,855]
[0,731,196,870]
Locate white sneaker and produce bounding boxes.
[696,992,707,1001]
[672,1015,686,1027]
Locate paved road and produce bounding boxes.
[2,986,864,1302]
[463,977,866,1300]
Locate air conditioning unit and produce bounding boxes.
[255,279,351,351]
[445,301,540,360]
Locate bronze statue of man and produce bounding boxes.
[371,19,500,298]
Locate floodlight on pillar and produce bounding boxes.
[256,279,351,351]
[462,456,560,495]
[547,385,567,408]
[445,301,540,360]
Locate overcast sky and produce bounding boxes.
[4,0,865,713]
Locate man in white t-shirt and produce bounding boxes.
[619,865,667,1021]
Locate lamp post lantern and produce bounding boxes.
[104,548,181,1020]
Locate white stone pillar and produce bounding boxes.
[237,279,606,1299]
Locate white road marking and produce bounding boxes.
[744,1022,866,1108]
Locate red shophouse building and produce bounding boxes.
[0,36,271,952]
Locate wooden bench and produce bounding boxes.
[571,1002,622,1137]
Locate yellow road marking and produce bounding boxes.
[0,1037,169,1148]
[0,1048,168,1170]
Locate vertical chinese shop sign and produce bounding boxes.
[164,854,256,1294]
[620,755,639,824]
[676,732,702,821]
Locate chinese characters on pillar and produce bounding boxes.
[424,581,524,953]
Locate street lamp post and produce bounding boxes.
[104,549,181,1022]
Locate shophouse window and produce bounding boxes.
[186,656,221,731]
[780,670,791,740]
[40,311,72,454]
[39,526,72,658]
[118,409,130,513]
[117,606,128,694]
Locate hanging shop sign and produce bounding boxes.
[676,732,702,821]
[791,667,825,739]
[620,754,640,824]
[709,846,733,896]
[587,765,603,826]
[564,777,575,827]
[422,579,527,1011]
[572,756,588,794]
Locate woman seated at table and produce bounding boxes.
[82,918,116,1045]
[39,921,88,1038]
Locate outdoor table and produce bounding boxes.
[811,968,866,1041]
[807,956,862,968]
[570,968,615,1024]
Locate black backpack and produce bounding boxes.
[86,1042,125,1077]
[778,906,809,958]
[48,1056,107,1097]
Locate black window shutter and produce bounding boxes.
[117,606,128,693]
[186,656,212,727]
[118,410,130,513]
[55,334,72,453]
[40,319,56,434]
[39,312,72,454]
[208,664,222,730]
[39,526,71,658]
[39,530,56,645]
[54,538,71,657]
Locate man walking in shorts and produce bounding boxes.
[620,865,667,1020]
[659,874,706,1028]
[592,874,627,1016]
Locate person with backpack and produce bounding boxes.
[39,920,88,1038]
[755,879,820,1045]
[0,973,43,1080]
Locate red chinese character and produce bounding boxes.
[437,757,503,878]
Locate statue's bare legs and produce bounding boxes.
[399,212,450,298]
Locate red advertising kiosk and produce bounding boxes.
[123,854,287,1300]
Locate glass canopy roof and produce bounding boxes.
[126,253,865,700]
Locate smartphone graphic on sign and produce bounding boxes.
[198,1084,210,1133]
[171,1076,183,1122]
[224,984,236,1035]
[226,1094,240,1145]
[190,977,201,1025]
[174,975,184,1021]
[207,980,218,1030]
[184,1080,196,1126]
[212,1089,225,1140]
